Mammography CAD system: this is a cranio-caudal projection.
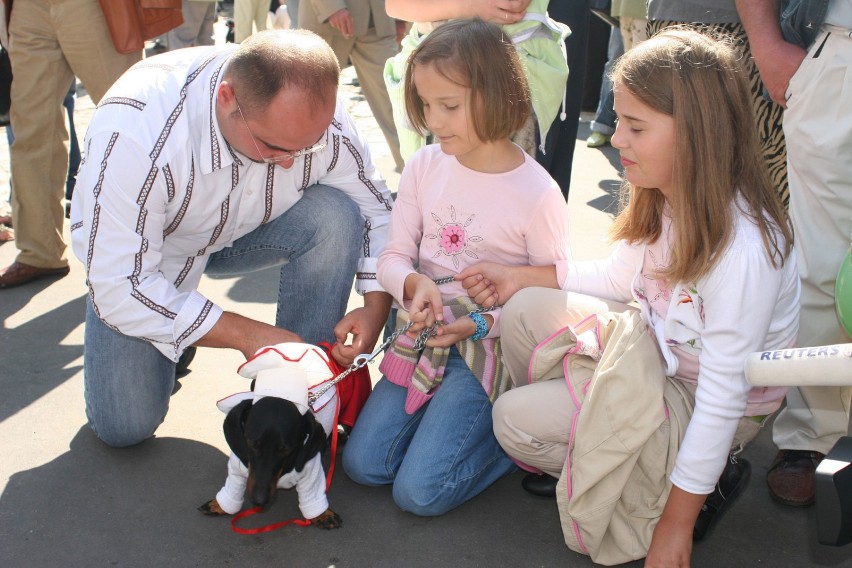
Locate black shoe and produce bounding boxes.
[521,473,558,498]
[176,346,197,378]
[337,424,352,445]
[693,454,751,542]
[225,19,235,43]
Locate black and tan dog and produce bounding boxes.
[199,343,343,529]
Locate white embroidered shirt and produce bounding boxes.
[70,45,393,361]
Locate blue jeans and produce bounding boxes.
[342,348,517,516]
[590,27,624,136]
[286,0,299,29]
[84,184,362,447]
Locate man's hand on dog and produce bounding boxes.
[196,312,303,360]
[331,291,392,366]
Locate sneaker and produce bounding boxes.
[766,449,824,507]
[693,454,751,542]
[586,131,612,148]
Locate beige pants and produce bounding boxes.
[493,288,632,477]
[493,288,762,478]
[319,31,403,170]
[167,0,217,50]
[772,27,852,454]
[619,17,647,51]
[234,0,269,43]
[8,0,141,268]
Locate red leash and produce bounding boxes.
[231,507,312,534]
[230,385,342,535]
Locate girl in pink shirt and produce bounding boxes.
[342,18,570,516]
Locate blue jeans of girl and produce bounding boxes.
[342,347,516,516]
[83,185,362,447]
[590,27,623,136]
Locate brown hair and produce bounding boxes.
[609,28,792,284]
[403,18,531,142]
[225,29,339,116]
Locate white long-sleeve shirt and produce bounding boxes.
[215,452,330,519]
[70,45,393,361]
[560,206,800,494]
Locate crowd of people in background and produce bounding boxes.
[0,0,850,566]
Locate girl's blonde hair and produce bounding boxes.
[610,28,792,284]
[403,18,531,142]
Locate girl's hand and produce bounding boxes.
[644,517,692,568]
[404,274,444,331]
[421,314,492,348]
[644,486,702,567]
[457,262,522,307]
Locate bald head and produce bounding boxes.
[224,30,340,116]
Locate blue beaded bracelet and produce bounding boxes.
[469,312,488,341]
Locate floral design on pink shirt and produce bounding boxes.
[441,225,466,254]
[642,249,672,304]
[424,205,482,269]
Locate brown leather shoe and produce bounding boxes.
[0,261,70,289]
[766,449,825,507]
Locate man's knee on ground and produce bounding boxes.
[88,419,158,448]
[86,403,163,448]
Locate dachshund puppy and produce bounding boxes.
[199,343,343,529]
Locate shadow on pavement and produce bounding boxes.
[0,292,86,422]
[0,427,586,567]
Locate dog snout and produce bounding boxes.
[247,464,284,509]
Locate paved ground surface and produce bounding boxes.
[2,24,852,568]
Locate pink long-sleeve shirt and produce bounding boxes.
[378,145,571,337]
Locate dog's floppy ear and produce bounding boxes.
[294,412,328,472]
[223,399,253,466]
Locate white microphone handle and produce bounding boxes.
[745,344,852,387]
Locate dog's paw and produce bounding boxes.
[310,509,343,529]
[198,498,228,516]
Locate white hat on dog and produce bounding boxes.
[216,342,335,415]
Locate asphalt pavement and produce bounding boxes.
[1,31,851,568]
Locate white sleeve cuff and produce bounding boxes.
[215,453,248,515]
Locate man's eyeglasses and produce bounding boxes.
[235,97,328,164]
